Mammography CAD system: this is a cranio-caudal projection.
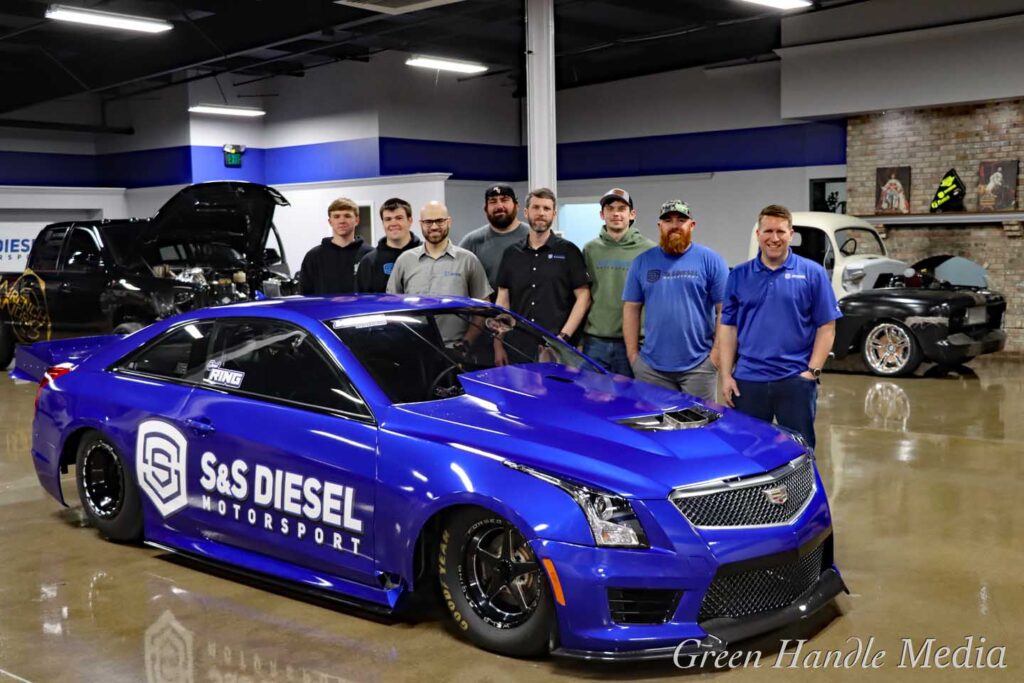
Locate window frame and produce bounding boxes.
[27,226,70,272]
[111,316,376,425]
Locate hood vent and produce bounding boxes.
[618,405,721,432]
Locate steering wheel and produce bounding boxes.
[428,363,463,398]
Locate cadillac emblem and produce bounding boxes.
[764,484,789,506]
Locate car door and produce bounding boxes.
[177,317,378,586]
[54,226,111,334]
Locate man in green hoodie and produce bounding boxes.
[582,188,656,376]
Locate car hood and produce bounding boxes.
[142,182,289,259]
[911,254,988,288]
[387,363,806,499]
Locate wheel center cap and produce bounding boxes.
[887,345,895,352]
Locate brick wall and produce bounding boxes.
[847,99,1024,352]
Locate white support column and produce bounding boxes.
[525,0,556,195]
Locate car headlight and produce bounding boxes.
[503,462,648,548]
[842,266,865,292]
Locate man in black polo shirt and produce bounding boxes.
[495,188,590,363]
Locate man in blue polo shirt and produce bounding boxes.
[718,204,841,448]
[623,200,728,403]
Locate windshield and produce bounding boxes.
[835,227,886,257]
[330,306,604,404]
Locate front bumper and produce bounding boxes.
[919,327,1006,364]
[553,568,846,662]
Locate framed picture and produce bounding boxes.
[810,178,847,214]
[977,160,1018,211]
[876,166,911,214]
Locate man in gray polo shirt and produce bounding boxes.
[388,201,491,342]
[459,184,528,292]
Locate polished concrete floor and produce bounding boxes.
[1,358,1022,682]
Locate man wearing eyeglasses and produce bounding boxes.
[387,201,491,301]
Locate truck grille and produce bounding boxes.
[608,588,682,624]
[670,456,815,528]
[698,539,828,622]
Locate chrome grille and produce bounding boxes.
[698,542,826,621]
[670,456,815,528]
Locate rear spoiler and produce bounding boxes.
[11,335,122,382]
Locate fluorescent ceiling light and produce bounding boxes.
[188,104,266,118]
[45,4,173,33]
[738,0,812,9]
[405,56,488,74]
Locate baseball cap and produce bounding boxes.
[484,184,517,201]
[599,187,633,208]
[659,200,692,219]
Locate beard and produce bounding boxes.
[529,219,551,233]
[487,209,516,229]
[425,227,449,245]
[659,229,692,256]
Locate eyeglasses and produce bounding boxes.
[421,218,449,227]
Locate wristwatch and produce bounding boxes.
[557,331,570,341]
[807,367,822,379]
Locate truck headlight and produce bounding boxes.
[504,462,648,548]
[842,267,865,293]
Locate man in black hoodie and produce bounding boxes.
[356,197,422,293]
[298,197,372,295]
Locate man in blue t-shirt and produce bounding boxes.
[718,204,842,448]
[623,200,728,403]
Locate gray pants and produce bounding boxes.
[632,354,718,404]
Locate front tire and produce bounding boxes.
[438,508,555,658]
[75,432,143,542]
[861,321,922,377]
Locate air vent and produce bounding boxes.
[618,405,721,432]
[335,0,465,15]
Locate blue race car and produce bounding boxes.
[17,295,846,661]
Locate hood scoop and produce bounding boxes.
[618,405,721,432]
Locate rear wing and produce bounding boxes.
[11,335,122,382]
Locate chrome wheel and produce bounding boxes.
[81,441,125,520]
[862,322,921,376]
[460,521,542,629]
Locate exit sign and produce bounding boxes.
[223,144,245,168]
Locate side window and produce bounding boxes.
[63,228,103,272]
[28,227,69,271]
[791,226,830,266]
[115,321,214,381]
[208,320,370,418]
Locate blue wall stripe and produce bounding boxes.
[264,138,379,185]
[379,137,527,181]
[557,122,847,180]
[0,122,846,188]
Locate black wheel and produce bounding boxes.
[0,319,13,370]
[861,321,922,377]
[113,321,144,335]
[438,509,555,658]
[75,432,142,542]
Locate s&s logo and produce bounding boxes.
[646,269,662,284]
[137,420,189,518]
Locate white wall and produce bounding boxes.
[559,165,847,267]
[272,173,449,275]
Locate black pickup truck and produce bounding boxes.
[0,181,297,368]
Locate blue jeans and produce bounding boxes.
[732,375,819,449]
[583,336,633,377]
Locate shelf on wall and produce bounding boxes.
[856,212,1024,226]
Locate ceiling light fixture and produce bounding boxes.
[188,104,266,118]
[45,4,174,33]
[738,0,812,9]
[405,56,488,74]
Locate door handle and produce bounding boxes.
[183,417,216,435]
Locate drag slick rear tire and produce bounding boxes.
[438,508,555,658]
[75,431,143,542]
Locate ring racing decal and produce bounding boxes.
[0,269,52,343]
[137,420,189,518]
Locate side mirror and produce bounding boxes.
[263,248,282,266]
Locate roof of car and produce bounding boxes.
[789,211,877,233]
[185,294,489,325]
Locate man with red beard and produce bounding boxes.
[622,200,727,403]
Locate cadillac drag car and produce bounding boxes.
[17,295,845,660]
[0,181,296,369]
[749,212,1007,376]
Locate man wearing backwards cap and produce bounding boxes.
[622,200,728,403]
[582,188,655,377]
[459,184,529,292]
